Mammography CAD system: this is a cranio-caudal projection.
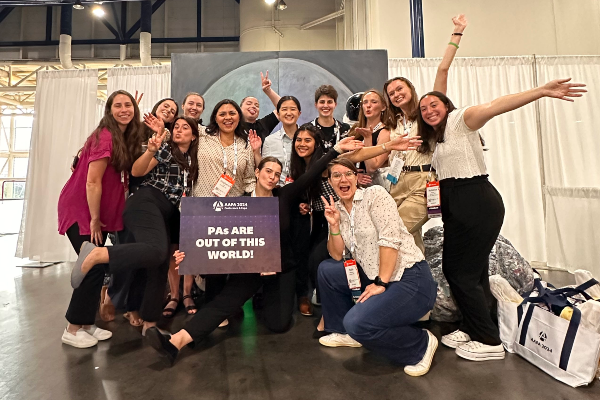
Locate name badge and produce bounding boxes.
[284,176,294,185]
[426,181,442,218]
[386,157,405,185]
[212,174,235,197]
[344,259,361,290]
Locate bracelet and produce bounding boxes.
[382,142,387,151]
[330,231,341,236]
[452,32,463,36]
[448,42,459,49]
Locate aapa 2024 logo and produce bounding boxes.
[530,331,552,353]
[212,201,247,212]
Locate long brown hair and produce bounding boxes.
[348,89,395,140]
[383,77,419,124]
[168,116,199,185]
[86,90,144,172]
[416,91,457,154]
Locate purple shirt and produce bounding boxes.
[57,128,126,235]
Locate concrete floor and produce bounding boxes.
[1,234,599,400]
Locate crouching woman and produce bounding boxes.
[318,158,438,376]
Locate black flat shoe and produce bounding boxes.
[312,328,329,339]
[146,327,179,367]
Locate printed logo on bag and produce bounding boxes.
[213,201,224,212]
[212,200,248,213]
[530,331,552,353]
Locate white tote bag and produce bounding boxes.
[513,292,600,387]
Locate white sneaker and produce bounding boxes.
[82,325,112,341]
[441,329,471,349]
[455,341,505,361]
[61,328,98,348]
[319,333,362,348]
[404,330,438,377]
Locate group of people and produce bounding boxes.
[57,14,586,377]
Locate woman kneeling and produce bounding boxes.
[318,158,438,376]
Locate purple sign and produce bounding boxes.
[178,197,281,275]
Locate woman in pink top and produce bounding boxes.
[58,90,144,349]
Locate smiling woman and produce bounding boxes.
[317,157,438,377]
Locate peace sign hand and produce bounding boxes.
[321,195,341,228]
[261,71,272,92]
[147,127,167,153]
[542,78,587,102]
[134,90,144,106]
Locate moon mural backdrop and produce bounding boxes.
[171,50,389,126]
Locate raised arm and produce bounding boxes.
[463,78,587,131]
[341,133,422,163]
[433,14,467,95]
[261,71,281,108]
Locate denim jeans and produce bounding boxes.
[318,259,437,365]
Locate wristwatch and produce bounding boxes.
[374,276,388,289]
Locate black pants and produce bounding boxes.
[106,186,176,322]
[184,269,296,343]
[440,175,504,346]
[64,223,109,325]
[291,211,311,299]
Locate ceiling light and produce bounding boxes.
[277,0,287,10]
[92,6,105,17]
[265,0,276,5]
[73,1,84,10]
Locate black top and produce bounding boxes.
[243,111,280,142]
[358,126,385,173]
[273,148,340,272]
[312,118,350,150]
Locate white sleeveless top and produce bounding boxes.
[431,107,487,180]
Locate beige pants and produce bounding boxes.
[389,171,432,255]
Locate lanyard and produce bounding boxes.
[219,134,238,178]
[183,154,191,189]
[281,135,290,178]
[349,204,356,254]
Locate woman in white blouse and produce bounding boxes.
[318,158,439,377]
[416,79,586,362]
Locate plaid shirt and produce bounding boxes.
[312,179,339,211]
[141,142,191,207]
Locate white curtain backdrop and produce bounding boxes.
[107,65,171,115]
[389,57,547,264]
[16,69,99,262]
[96,98,106,124]
[536,56,600,275]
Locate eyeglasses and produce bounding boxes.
[330,171,357,180]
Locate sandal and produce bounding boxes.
[99,286,115,322]
[163,296,180,318]
[182,295,197,315]
[123,312,144,327]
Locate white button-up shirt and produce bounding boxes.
[334,186,424,282]
[262,127,294,186]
